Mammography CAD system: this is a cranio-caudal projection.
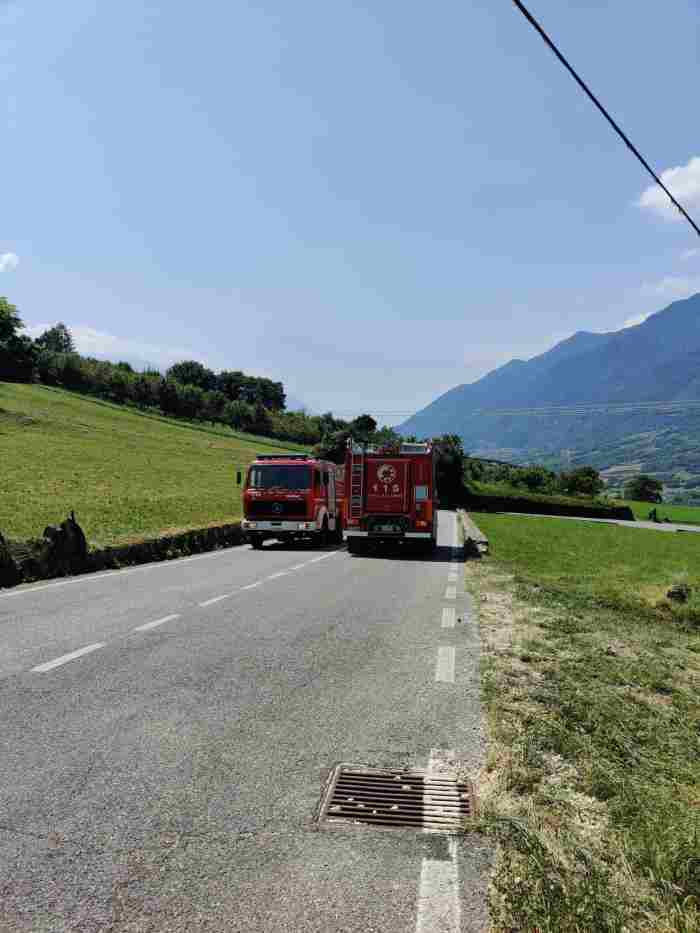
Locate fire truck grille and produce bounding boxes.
[247,500,307,518]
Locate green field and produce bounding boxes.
[0,382,308,547]
[474,511,700,612]
[469,512,700,930]
[624,498,700,525]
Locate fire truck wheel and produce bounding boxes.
[347,537,362,555]
[333,519,343,544]
[250,536,263,550]
[320,518,330,546]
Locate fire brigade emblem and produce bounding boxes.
[377,464,397,485]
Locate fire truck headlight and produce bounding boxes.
[416,520,428,528]
[246,522,257,529]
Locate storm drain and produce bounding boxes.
[316,765,474,833]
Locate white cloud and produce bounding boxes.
[25,323,195,370]
[639,275,700,301]
[0,251,19,272]
[681,247,700,261]
[637,156,700,221]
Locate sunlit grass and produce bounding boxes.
[1,382,308,547]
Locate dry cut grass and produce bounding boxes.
[466,517,700,932]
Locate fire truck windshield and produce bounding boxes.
[248,464,311,491]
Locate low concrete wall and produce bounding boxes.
[459,511,489,557]
[2,520,246,589]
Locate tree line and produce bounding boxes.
[0,299,388,447]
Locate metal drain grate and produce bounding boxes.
[316,765,474,833]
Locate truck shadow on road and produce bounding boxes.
[252,541,462,563]
[345,543,461,563]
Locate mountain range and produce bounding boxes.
[397,293,700,493]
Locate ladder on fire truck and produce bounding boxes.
[349,444,364,521]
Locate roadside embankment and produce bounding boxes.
[465,512,700,930]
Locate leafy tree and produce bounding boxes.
[517,465,557,493]
[202,389,228,422]
[158,379,181,416]
[166,360,217,392]
[0,297,37,381]
[178,384,206,419]
[0,296,22,342]
[225,399,254,431]
[351,414,377,440]
[625,474,663,503]
[559,466,604,497]
[433,434,465,506]
[107,368,134,404]
[134,373,160,409]
[35,322,75,354]
[217,370,247,401]
[249,401,273,436]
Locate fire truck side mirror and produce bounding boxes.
[236,470,242,486]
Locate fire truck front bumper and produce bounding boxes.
[242,520,318,533]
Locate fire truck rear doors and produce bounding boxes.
[365,458,409,514]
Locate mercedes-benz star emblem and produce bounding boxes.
[272,503,282,514]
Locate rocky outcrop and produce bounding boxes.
[0,532,22,588]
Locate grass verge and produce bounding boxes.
[467,513,700,931]
[1,382,308,547]
[624,499,700,526]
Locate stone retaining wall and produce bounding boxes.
[1,517,245,589]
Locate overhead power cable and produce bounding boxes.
[510,0,700,239]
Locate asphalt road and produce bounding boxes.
[0,511,490,932]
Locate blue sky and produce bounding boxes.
[2,0,700,421]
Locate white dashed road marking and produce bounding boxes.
[445,585,456,600]
[435,646,456,683]
[441,607,456,629]
[32,643,106,673]
[415,748,461,932]
[133,613,181,631]
[199,594,233,607]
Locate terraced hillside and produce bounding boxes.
[0,383,307,547]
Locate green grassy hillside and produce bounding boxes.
[0,383,308,547]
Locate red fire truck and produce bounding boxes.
[344,440,438,554]
[240,454,345,549]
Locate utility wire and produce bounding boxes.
[511,0,700,239]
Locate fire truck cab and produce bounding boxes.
[344,440,438,554]
[241,454,344,549]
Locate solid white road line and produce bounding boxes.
[133,613,181,631]
[441,607,456,629]
[447,571,458,583]
[415,749,461,932]
[445,585,457,600]
[435,646,456,683]
[32,643,106,673]
[266,571,291,579]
